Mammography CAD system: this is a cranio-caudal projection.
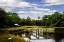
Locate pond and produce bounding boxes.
[24,35,55,42]
[30,39,55,42]
[7,27,64,42]
[0,27,64,42]
[30,39,64,42]
[23,28,64,42]
[24,36,64,42]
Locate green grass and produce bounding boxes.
[0,26,55,31]
[2,26,64,32]
[0,26,39,30]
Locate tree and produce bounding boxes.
[51,12,62,26]
[0,8,9,28]
[60,12,64,26]
[26,16,31,25]
[7,12,21,27]
[42,15,51,26]
[31,20,36,25]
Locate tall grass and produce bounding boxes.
[0,33,26,42]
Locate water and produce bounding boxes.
[30,35,55,42]
[23,28,64,42]
[30,39,55,42]
[24,37,64,42]
[59,39,64,42]
[24,35,55,42]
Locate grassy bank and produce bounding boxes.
[0,33,26,42]
[0,26,55,31]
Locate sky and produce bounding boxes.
[0,0,64,20]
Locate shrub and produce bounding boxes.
[50,24,55,27]
[0,34,26,42]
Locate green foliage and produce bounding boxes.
[7,12,21,27]
[41,12,64,27]
[26,16,31,25]
[0,8,9,28]
[50,24,55,27]
[0,8,21,28]
[31,20,36,25]
[41,15,51,26]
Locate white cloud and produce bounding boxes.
[44,10,57,15]
[43,0,64,6]
[18,11,28,14]
[18,14,35,19]
[16,2,31,8]
[0,0,30,7]
[17,7,57,20]
[5,7,13,12]
[34,7,50,11]
[0,0,31,11]
[0,0,57,20]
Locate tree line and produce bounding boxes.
[0,8,64,28]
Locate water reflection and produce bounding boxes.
[55,28,64,42]
[24,28,64,42]
[59,39,64,42]
[31,28,64,42]
[30,39,55,42]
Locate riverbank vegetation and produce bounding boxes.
[0,33,26,42]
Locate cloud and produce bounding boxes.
[33,7,50,11]
[44,10,57,15]
[17,7,51,15]
[18,11,28,14]
[0,0,57,20]
[43,0,64,6]
[0,0,30,7]
[0,0,31,12]
[18,14,35,19]
[17,7,57,20]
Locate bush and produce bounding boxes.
[0,34,26,42]
[50,24,55,27]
